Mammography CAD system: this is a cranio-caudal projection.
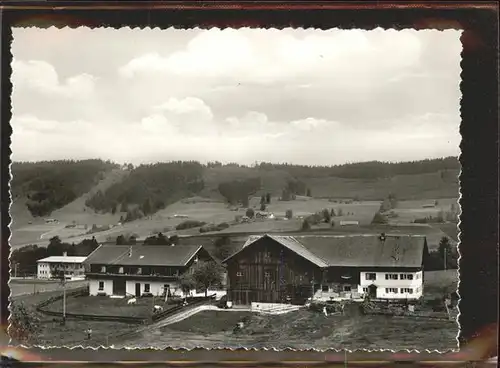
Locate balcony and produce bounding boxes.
[85,271,180,281]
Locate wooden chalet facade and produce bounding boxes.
[84,244,214,297]
[224,234,429,305]
[224,236,324,305]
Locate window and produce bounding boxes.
[322,285,329,292]
[263,251,272,261]
[400,288,413,294]
[365,273,376,280]
[385,273,398,280]
[119,267,124,274]
[100,266,106,273]
[385,288,398,293]
[344,285,351,292]
[264,272,271,278]
[137,267,142,275]
[98,281,104,291]
[363,287,368,293]
[400,274,414,280]
[144,284,150,293]
[236,272,243,277]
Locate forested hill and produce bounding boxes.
[10,157,459,218]
[10,159,119,217]
[256,156,460,179]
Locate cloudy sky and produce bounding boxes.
[11,27,462,165]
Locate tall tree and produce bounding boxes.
[260,195,266,205]
[439,236,451,270]
[192,261,224,297]
[179,273,197,297]
[322,208,331,223]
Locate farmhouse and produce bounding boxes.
[37,253,87,280]
[223,234,429,305]
[84,244,214,297]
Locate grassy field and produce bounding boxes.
[118,269,459,350]
[44,295,166,319]
[9,279,88,297]
[390,198,459,225]
[9,270,458,349]
[117,309,457,351]
[9,161,459,249]
[303,171,459,200]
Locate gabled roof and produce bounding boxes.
[225,234,427,268]
[37,256,87,264]
[227,234,329,268]
[84,244,204,267]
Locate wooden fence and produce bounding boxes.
[36,286,146,324]
[36,289,216,325]
[151,294,216,322]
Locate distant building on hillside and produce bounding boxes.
[339,220,359,226]
[37,253,87,279]
[84,244,215,297]
[223,233,429,305]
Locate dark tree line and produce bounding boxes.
[142,233,179,245]
[12,157,459,218]
[218,177,261,207]
[85,161,205,217]
[11,159,118,217]
[425,237,458,270]
[281,179,310,201]
[10,236,100,276]
[257,156,459,180]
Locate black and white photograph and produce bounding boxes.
[8,26,462,351]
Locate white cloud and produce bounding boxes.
[11,28,462,165]
[119,28,424,85]
[12,59,96,98]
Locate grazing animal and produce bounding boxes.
[153,305,164,313]
[127,298,137,305]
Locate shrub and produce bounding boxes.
[246,208,255,219]
[371,212,388,224]
[285,209,293,219]
[176,220,206,231]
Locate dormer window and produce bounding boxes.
[137,267,142,275]
[100,266,106,273]
[119,267,124,274]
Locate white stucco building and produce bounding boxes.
[84,244,216,297]
[37,254,87,279]
[358,270,423,299]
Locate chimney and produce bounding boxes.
[63,251,67,257]
[379,233,386,241]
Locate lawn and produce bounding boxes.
[167,310,254,334]
[9,279,88,297]
[390,198,459,225]
[303,171,459,201]
[126,308,457,351]
[44,295,172,319]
